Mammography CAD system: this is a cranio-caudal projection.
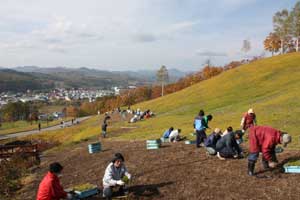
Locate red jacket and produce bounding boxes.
[37,172,67,200]
[249,126,281,161]
[242,113,256,130]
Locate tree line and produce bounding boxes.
[264,1,300,55]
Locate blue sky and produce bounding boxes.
[0,0,298,71]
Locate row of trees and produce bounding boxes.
[75,59,251,116]
[0,102,39,123]
[264,2,300,55]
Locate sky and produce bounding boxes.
[0,0,298,71]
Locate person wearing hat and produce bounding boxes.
[37,162,72,200]
[103,153,131,199]
[247,126,292,176]
[216,127,243,160]
[240,108,257,132]
[204,128,222,155]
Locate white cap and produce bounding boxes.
[282,133,291,147]
[248,108,254,114]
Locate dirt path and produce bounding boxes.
[16,139,300,200]
[0,116,91,140]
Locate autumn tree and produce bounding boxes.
[156,65,169,96]
[264,32,281,55]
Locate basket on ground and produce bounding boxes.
[88,142,101,154]
[146,139,161,150]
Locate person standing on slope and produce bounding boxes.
[247,126,291,176]
[194,110,213,148]
[241,108,257,132]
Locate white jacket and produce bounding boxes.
[102,162,130,188]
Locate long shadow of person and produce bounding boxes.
[128,181,173,198]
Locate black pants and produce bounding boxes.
[103,186,126,199]
[196,129,206,147]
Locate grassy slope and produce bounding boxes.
[16,53,300,149]
[116,53,300,148]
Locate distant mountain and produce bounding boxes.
[0,66,190,92]
[0,69,55,92]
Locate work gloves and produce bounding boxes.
[116,180,125,186]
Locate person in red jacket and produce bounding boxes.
[37,162,72,200]
[247,126,292,176]
[240,108,257,132]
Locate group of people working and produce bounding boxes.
[36,108,292,200]
[129,108,155,123]
[36,153,131,200]
[163,108,292,176]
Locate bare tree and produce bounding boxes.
[241,39,251,57]
[156,66,169,96]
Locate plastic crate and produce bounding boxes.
[75,187,99,198]
[284,165,300,173]
[88,143,101,154]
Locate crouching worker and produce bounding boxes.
[248,126,291,176]
[216,127,243,160]
[37,162,72,200]
[169,129,182,142]
[163,127,174,139]
[204,128,222,155]
[103,153,131,199]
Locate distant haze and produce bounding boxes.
[0,0,297,70]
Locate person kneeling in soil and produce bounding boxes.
[163,127,174,139]
[169,129,182,142]
[103,153,131,199]
[248,126,291,176]
[37,162,72,200]
[216,127,243,160]
[204,128,222,155]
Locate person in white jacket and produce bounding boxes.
[169,129,182,142]
[102,153,131,199]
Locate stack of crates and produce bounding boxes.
[88,142,101,154]
[146,139,161,150]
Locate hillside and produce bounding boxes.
[0,69,55,92]
[117,53,300,147]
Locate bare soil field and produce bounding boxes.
[16,139,300,200]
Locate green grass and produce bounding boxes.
[17,53,300,150]
[113,53,300,148]
[0,118,71,136]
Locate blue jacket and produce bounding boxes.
[163,129,171,138]
[194,116,205,131]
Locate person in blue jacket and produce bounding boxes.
[163,127,174,138]
[194,110,213,148]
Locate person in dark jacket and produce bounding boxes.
[162,127,174,138]
[102,121,108,138]
[247,126,291,176]
[205,128,222,155]
[216,127,242,160]
[37,162,72,200]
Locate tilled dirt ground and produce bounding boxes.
[17,139,300,200]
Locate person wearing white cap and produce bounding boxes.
[247,126,292,176]
[240,108,257,132]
